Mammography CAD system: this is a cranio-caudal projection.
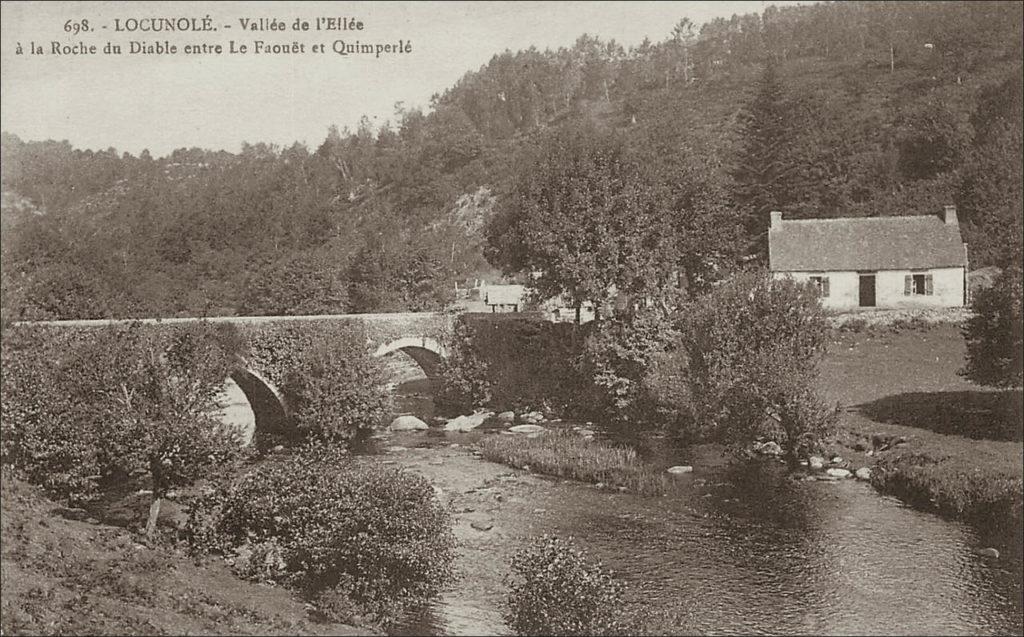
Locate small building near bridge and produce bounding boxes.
[768,206,969,310]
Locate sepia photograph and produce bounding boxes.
[0,1,1021,635]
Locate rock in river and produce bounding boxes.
[496,411,515,423]
[470,520,494,532]
[390,415,428,431]
[667,465,694,474]
[826,468,851,478]
[855,467,872,481]
[445,411,493,432]
[509,424,546,435]
[809,456,826,470]
[975,547,1000,559]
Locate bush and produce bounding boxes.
[1,322,247,518]
[962,266,1023,388]
[675,270,834,462]
[505,535,630,636]
[435,316,492,415]
[281,332,392,444]
[576,307,679,425]
[186,447,456,626]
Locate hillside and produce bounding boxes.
[1,0,1021,321]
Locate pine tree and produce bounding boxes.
[730,61,798,259]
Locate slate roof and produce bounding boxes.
[769,214,968,272]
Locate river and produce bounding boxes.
[213,375,1022,636]
[381,433,1022,636]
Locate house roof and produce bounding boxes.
[486,285,525,305]
[769,214,967,272]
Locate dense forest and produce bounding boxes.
[2,1,1021,321]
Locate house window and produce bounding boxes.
[809,275,830,297]
[905,273,934,296]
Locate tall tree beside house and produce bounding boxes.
[956,72,1024,270]
[729,60,801,259]
[484,124,677,323]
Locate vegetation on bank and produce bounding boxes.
[0,477,369,637]
[505,535,633,637]
[186,446,456,628]
[477,431,668,496]
[870,436,1023,529]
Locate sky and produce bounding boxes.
[1,0,807,156]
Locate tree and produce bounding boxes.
[730,61,801,259]
[675,271,835,465]
[104,323,247,537]
[962,267,1023,389]
[485,125,677,322]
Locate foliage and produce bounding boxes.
[477,430,668,496]
[730,61,802,258]
[505,535,630,636]
[435,315,492,415]
[962,266,1024,388]
[280,331,393,444]
[674,270,834,460]
[486,124,678,315]
[186,447,456,627]
[0,322,247,520]
[575,306,679,424]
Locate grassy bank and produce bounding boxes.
[476,430,670,496]
[0,477,369,636]
[819,324,1023,529]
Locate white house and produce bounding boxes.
[768,206,969,311]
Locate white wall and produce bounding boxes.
[775,267,965,310]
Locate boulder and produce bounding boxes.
[444,411,493,432]
[470,520,494,532]
[855,467,872,481]
[508,424,546,435]
[826,468,851,478]
[808,456,826,470]
[667,465,694,474]
[975,547,1000,559]
[389,415,428,431]
[830,456,844,465]
[496,411,516,423]
[575,428,596,437]
[756,441,783,456]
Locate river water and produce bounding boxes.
[215,371,1023,636]
[385,434,1022,636]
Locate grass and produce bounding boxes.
[476,430,670,496]
[818,323,1023,528]
[0,476,370,637]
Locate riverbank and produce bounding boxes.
[0,477,368,636]
[820,324,1023,529]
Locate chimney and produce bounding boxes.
[770,211,783,230]
[943,204,958,225]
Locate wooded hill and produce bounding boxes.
[2,1,1021,320]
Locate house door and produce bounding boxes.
[859,274,876,307]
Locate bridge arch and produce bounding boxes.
[373,336,447,378]
[225,367,290,441]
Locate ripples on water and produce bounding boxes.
[394,434,1023,636]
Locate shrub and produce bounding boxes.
[435,316,492,415]
[576,307,679,424]
[675,270,833,462]
[505,535,630,636]
[962,266,1023,388]
[280,332,392,444]
[1,322,247,523]
[186,447,456,626]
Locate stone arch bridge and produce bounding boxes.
[18,312,453,442]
